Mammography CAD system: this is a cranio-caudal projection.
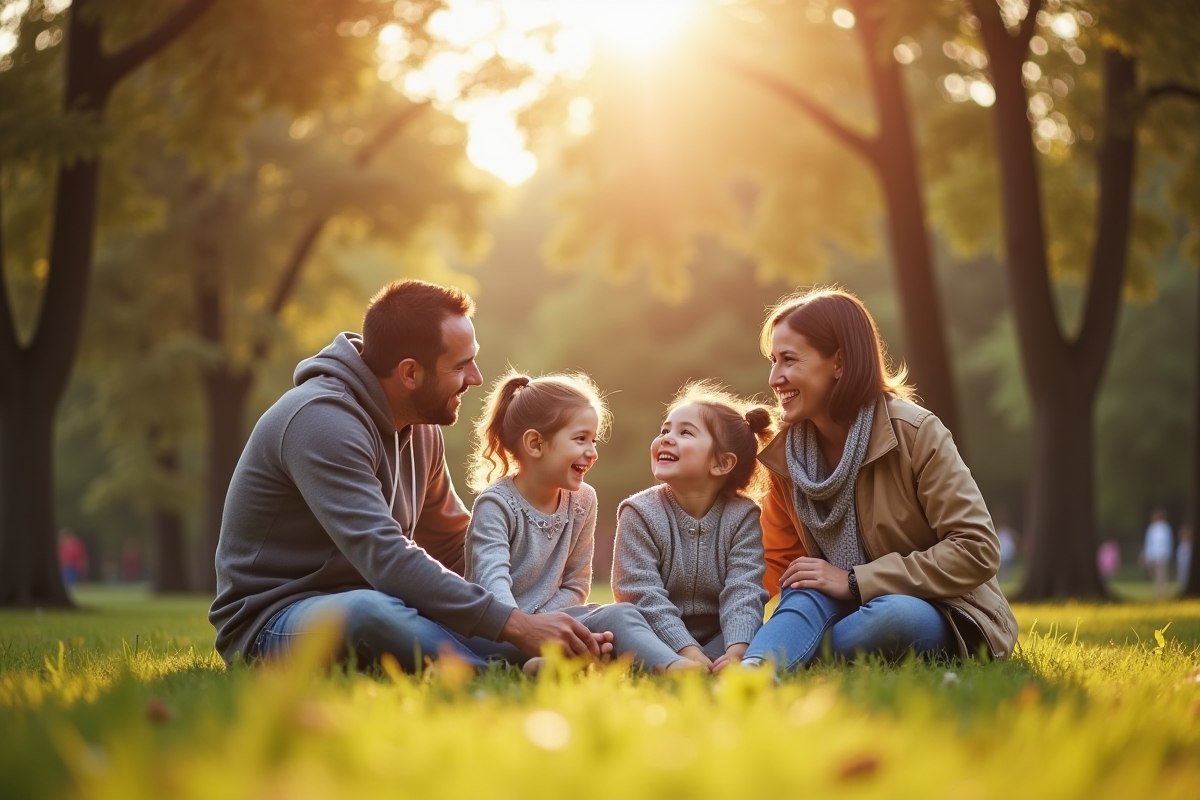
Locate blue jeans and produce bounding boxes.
[252,589,524,671]
[744,588,954,671]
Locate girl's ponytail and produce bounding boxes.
[744,406,773,439]
[470,373,532,492]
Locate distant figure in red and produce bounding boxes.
[1097,539,1121,580]
[58,529,88,587]
[119,539,143,582]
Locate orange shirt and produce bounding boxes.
[759,475,806,596]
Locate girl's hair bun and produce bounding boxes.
[509,375,531,389]
[745,407,773,435]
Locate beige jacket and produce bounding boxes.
[757,394,1019,659]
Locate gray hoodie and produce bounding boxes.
[209,333,514,665]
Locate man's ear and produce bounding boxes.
[520,429,544,459]
[395,357,423,391]
[711,452,737,478]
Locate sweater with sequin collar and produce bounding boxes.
[464,477,598,613]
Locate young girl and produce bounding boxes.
[464,370,692,673]
[612,381,773,672]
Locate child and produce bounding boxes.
[612,381,773,672]
[464,370,692,673]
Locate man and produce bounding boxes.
[210,280,601,669]
[1142,508,1173,600]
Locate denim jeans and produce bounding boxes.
[743,588,954,671]
[252,589,524,671]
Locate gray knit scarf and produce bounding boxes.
[784,402,875,570]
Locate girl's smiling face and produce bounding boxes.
[651,403,722,485]
[768,324,841,426]
[541,406,600,491]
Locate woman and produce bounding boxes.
[742,289,1018,670]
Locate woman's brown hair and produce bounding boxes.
[469,369,611,492]
[667,381,775,498]
[759,287,913,425]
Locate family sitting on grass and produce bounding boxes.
[209,280,1018,675]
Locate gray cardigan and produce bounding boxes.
[612,486,768,652]
[464,478,597,613]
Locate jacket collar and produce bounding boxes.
[758,394,898,479]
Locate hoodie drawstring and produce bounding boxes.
[388,431,417,540]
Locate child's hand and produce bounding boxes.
[677,645,714,671]
[590,630,615,661]
[711,643,748,673]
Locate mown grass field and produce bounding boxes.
[2,585,1198,800]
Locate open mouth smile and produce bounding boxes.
[777,389,798,405]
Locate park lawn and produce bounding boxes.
[1,587,1198,800]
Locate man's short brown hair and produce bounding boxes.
[361,280,475,376]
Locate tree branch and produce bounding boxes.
[353,101,430,167]
[701,47,879,166]
[1017,0,1044,51]
[261,101,432,343]
[1144,82,1200,105]
[101,0,219,89]
[973,0,1041,61]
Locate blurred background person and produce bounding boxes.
[119,539,144,583]
[57,529,88,587]
[1097,539,1122,582]
[1141,508,1173,599]
[996,522,1018,583]
[1176,525,1193,593]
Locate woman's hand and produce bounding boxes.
[677,644,714,670]
[711,642,748,673]
[779,556,852,601]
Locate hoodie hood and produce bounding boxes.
[294,333,397,436]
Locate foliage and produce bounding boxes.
[1,587,1198,799]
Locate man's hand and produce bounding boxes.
[677,644,714,671]
[499,609,600,659]
[711,642,748,673]
[779,556,852,600]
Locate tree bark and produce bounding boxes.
[195,276,252,592]
[0,0,216,607]
[1184,269,1200,596]
[150,449,191,593]
[0,377,70,606]
[975,0,1136,599]
[855,0,960,438]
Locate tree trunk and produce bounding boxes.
[859,12,961,438]
[196,365,252,592]
[0,9,109,607]
[1184,270,1200,596]
[975,1,1136,599]
[151,450,191,593]
[1018,383,1107,597]
[0,380,70,606]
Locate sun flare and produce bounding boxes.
[393,0,697,185]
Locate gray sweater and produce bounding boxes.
[464,478,597,613]
[209,333,514,665]
[612,486,768,652]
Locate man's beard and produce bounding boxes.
[412,378,461,426]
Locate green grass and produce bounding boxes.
[2,586,1199,800]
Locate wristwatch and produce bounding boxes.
[847,568,862,605]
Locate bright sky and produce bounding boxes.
[387,0,698,185]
